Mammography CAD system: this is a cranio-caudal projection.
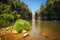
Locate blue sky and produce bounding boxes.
[21,0,47,12]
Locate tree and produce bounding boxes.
[0,0,32,28]
[39,0,60,20]
[0,3,20,28]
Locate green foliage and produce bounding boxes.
[13,19,31,33]
[0,0,32,28]
[13,0,32,20]
[40,5,46,13]
[0,14,14,21]
[0,0,32,20]
[0,20,10,28]
[0,14,15,28]
[0,4,20,28]
[39,0,60,20]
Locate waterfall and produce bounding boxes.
[32,12,35,21]
[32,12,36,33]
[32,12,39,34]
[32,12,40,34]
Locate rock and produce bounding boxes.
[44,35,49,38]
[22,30,29,37]
[12,30,17,33]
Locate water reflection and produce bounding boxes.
[32,12,39,34]
[36,20,60,39]
[32,12,36,33]
[32,21,36,33]
[32,12,60,39]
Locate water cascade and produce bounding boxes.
[32,12,38,34]
[32,12,36,33]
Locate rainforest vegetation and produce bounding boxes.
[39,0,60,20]
[0,0,32,32]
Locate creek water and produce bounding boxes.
[31,12,60,39]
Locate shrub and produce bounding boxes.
[13,19,31,33]
[0,14,15,28]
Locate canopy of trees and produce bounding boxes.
[0,0,32,28]
[39,0,60,20]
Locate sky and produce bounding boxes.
[21,0,47,12]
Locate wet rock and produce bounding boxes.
[44,35,49,38]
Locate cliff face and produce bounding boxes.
[40,0,60,20]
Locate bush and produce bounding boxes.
[0,14,15,28]
[0,14,15,22]
[13,19,31,33]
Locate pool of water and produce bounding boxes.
[31,20,60,39]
